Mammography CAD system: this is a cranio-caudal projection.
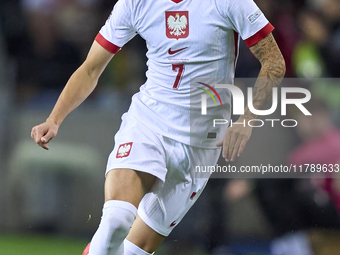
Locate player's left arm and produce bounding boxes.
[218,32,286,162]
[248,32,286,112]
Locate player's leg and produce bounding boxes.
[88,169,156,255]
[124,215,166,254]
[104,168,156,207]
[121,138,221,255]
[122,179,208,255]
[122,178,209,255]
[86,113,170,255]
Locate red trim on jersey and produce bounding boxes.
[233,31,239,69]
[170,0,184,3]
[244,23,274,47]
[95,33,121,54]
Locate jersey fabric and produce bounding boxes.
[96,0,274,148]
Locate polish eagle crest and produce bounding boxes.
[167,13,188,37]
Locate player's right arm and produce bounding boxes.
[31,41,114,150]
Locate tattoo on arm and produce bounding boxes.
[243,33,286,119]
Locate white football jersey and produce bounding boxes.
[96,0,274,148]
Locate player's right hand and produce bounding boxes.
[31,121,59,150]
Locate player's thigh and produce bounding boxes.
[126,214,166,253]
[105,169,156,208]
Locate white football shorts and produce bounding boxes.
[106,112,221,236]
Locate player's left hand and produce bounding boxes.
[217,117,253,162]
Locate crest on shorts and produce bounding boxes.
[116,142,133,158]
[166,11,189,39]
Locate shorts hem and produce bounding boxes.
[138,209,172,237]
[106,164,166,182]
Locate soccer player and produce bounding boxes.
[31,0,285,254]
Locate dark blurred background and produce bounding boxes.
[0,0,339,254]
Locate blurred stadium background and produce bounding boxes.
[0,0,340,254]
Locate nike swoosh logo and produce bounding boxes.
[168,47,188,55]
[170,221,177,227]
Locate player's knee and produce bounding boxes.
[103,214,129,240]
[88,200,137,255]
[100,200,138,240]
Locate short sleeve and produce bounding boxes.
[95,0,137,54]
[223,0,274,47]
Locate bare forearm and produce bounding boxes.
[46,64,99,126]
[31,41,113,150]
[242,33,286,120]
[46,42,113,126]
